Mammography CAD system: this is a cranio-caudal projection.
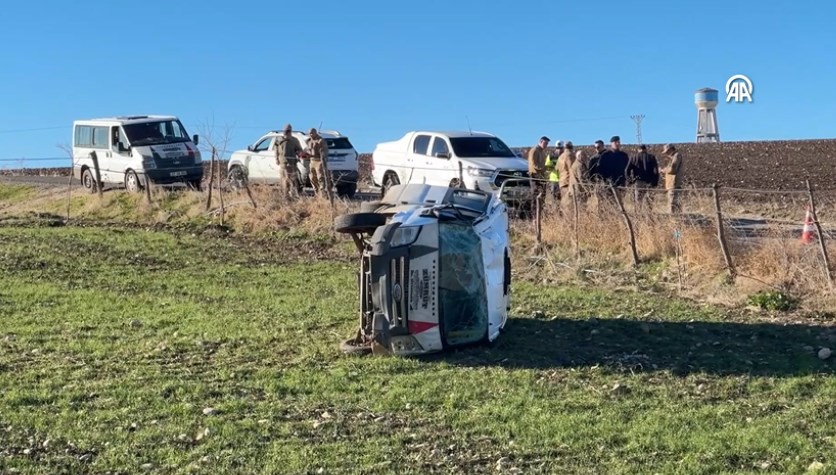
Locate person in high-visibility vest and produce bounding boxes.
[544,140,564,203]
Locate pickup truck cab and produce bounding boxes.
[371,131,531,204]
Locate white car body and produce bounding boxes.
[72,116,203,193]
[337,183,511,356]
[370,131,532,203]
[227,130,360,197]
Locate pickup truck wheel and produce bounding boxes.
[381,173,399,197]
[337,182,356,199]
[228,165,247,191]
[335,212,387,234]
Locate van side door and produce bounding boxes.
[109,126,133,183]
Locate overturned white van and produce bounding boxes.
[72,116,203,193]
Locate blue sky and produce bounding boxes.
[1,0,834,168]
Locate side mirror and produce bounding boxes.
[434,152,451,159]
[117,142,129,153]
[192,134,199,145]
[247,145,255,152]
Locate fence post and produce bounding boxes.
[206,147,216,210]
[611,184,639,267]
[66,158,75,222]
[143,173,152,204]
[535,195,542,247]
[572,184,580,261]
[806,179,833,288]
[458,162,464,188]
[90,151,103,199]
[712,184,736,279]
[216,149,225,227]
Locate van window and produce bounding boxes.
[75,126,93,147]
[124,120,190,146]
[431,137,450,157]
[413,135,431,155]
[92,127,109,148]
[438,223,488,346]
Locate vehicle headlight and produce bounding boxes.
[142,156,157,169]
[467,167,493,177]
[390,226,421,247]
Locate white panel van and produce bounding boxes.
[72,116,203,192]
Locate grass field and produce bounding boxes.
[1,224,835,474]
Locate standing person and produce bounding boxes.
[307,128,331,197]
[568,149,590,207]
[661,144,684,213]
[625,144,659,211]
[603,136,630,188]
[527,135,550,207]
[586,140,606,182]
[274,123,305,199]
[545,140,564,204]
[557,141,575,211]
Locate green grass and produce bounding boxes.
[1,226,835,474]
[0,184,37,205]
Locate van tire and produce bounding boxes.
[125,170,143,193]
[334,212,387,234]
[340,338,372,356]
[81,168,97,194]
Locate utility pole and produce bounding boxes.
[631,114,645,145]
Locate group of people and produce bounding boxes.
[272,123,332,199]
[527,135,684,213]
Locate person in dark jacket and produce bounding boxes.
[599,136,630,187]
[625,144,659,211]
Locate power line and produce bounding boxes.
[0,126,68,134]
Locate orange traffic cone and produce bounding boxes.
[801,207,816,244]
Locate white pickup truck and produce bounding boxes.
[370,131,532,204]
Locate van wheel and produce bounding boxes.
[125,170,143,193]
[381,173,399,197]
[334,212,387,234]
[340,338,372,356]
[81,168,98,194]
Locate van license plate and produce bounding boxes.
[170,171,187,177]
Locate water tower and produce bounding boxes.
[695,88,720,143]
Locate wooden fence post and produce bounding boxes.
[806,179,833,288]
[712,184,736,279]
[66,157,74,222]
[216,150,225,226]
[90,151,103,199]
[572,184,580,261]
[458,162,464,188]
[206,147,216,210]
[611,184,639,267]
[535,195,542,247]
[143,173,152,204]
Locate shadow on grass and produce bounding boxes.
[441,316,836,377]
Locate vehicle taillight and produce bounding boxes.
[185,144,199,164]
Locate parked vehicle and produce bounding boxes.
[370,131,531,205]
[227,129,360,198]
[335,183,511,356]
[72,116,203,193]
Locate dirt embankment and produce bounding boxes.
[361,139,836,191]
[6,139,836,190]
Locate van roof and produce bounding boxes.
[74,115,180,126]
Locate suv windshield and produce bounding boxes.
[325,137,353,149]
[449,137,516,158]
[124,120,191,146]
